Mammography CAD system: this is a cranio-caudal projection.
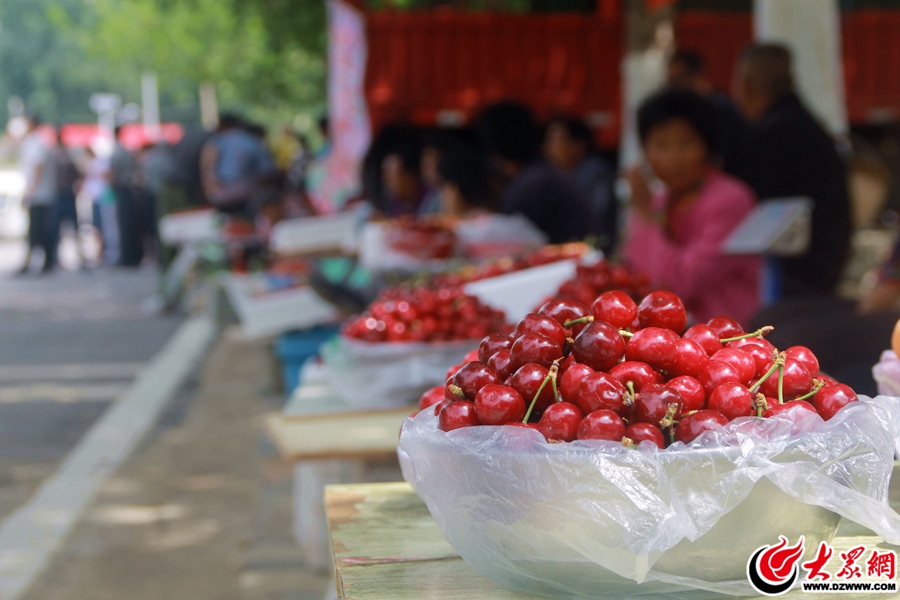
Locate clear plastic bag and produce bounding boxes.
[321,335,477,409]
[399,396,900,599]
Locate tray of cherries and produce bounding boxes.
[421,290,858,444]
[399,290,900,598]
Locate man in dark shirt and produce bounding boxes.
[476,101,591,244]
[734,43,851,299]
[667,49,747,178]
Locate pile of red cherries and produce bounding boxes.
[553,260,653,308]
[419,290,859,447]
[342,287,509,343]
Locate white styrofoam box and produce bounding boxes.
[159,208,220,245]
[222,273,340,338]
[270,210,361,256]
[463,258,580,322]
[358,221,450,273]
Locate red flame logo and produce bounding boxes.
[747,536,805,596]
[759,536,805,583]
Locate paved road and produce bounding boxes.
[0,243,182,524]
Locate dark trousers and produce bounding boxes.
[27,204,57,268]
[113,185,144,267]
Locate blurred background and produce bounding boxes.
[0,1,899,599]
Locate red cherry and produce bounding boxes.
[575,372,628,416]
[559,363,595,403]
[669,338,710,378]
[474,384,526,425]
[509,364,556,416]
[576,409,626,441]
[418,386,445,410]
[538,402,583,442]
[625,327,677,371]
[609,361,663,393]
[707,382,754,421]
[683,324,723,357]
[666,375,706,413]
[539,298,591,335]
[706,316,743,339]
[764,400,818,419]
[478,333,512,363]
[438,400,480,431]
[785,346,820,378]
[634,383,682,426]
[625,422,665,448]
[453,361,500,401]
[557,353,576,377]
[813,384,858,420]
[711,348,755,386]
[674,410,728,444]
[572,320,626,372]
[637,291,687,334]
[487,349,515,380]
[462,349,480,363]
[699,360,742,396]
[727,336,775,354]
[759,358,812,398]
[513,313,568,347]
[433,399,449,416]
[510,333,563,371]
[591,291,638,330]
[738,342,773,379]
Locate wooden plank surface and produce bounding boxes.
[264,409,410,461]
[325,482,900,600]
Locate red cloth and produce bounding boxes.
[624,171,761,327]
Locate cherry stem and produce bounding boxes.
[794,379,826,402]
[624,381,636,406]
[748,353,786,394]
[619,329,634,339]
[659,403,679,429]
[719,325,775,343]
[754,393,768,417]
[777,364,785,405]
[666,426,676,446]
[551,361,560,402]
[621,437,635,448]
[522,363,558,424]
[563,316,593,328]
[448,384,466,400]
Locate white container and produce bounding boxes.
[270,210,361,256]
[222,273,340,338]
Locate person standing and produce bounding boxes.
[18,118,58,273]
[734,43,851,300]
[52,131,85,269]
[110,126,143,267]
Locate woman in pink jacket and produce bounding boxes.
[625,89,761,327]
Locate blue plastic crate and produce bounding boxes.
[276,325,341,393]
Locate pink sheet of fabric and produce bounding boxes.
[624,171,761,327]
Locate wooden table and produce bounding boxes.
[326,481,900,600]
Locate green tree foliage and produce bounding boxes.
[0,0,326,127]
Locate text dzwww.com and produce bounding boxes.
[802,581,897,593]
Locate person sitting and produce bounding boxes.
[667,49,747,179]
[624,89,761,327]
[543,116,617,253]
[734,43,851,300]
[476,101,591,244]
[380,143,428,217]
[438,143,546,261]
